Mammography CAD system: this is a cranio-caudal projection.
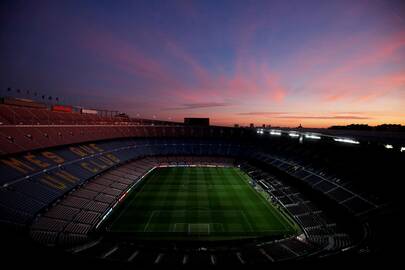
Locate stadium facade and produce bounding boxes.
[0,98,402,266]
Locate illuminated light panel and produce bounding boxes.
[385,144,393,149]
[270,130,282,136]
[333,138,360,144]
[305,134,321,140]
[289,133,300,137]
[401,147,405,152]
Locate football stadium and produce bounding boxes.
[1,0,404,267]
[0,97,403,265]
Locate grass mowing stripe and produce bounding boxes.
[224,168,253,233]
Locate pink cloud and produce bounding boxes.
[163,37,289,104]
[356,72,405,101]
[332,31,405,75]
[82,33,154,76]
[73,14,291,110]
[282,29,405,104]
[166,41,210,85]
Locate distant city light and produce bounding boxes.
[256,129,264,135]
[305,134,321,140]
[270,130,282,136]
[333,138,360,144]
[401,147,405,152]
[385,144,393,149]
[289,132,300,137]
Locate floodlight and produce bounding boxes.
[333,138,360,144]
[270,130,282,136]
[289,133,300,137]
[305,134,321,140]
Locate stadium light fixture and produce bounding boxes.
[305,134,321,140]
[385,144,393,149]
[288,132,300,137]
[270,130,282,136]
[333,138,360,144]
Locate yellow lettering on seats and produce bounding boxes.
[105,153,120,163]
[80,162,99,173]
[79,145,95,154]
[40,175,66,190]
[1,158,35,173]
[89,143,103,152]
[90,160,108,169]
[98,156,115,166]
[54,170,79,184]
[24,154,50,168]
[41,151,65,164]
[69,146,87,157]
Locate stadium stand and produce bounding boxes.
[0,99,402,264]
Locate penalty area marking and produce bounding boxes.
[172,223,211,235]
[188,223,210,235]
[173,223,224,234]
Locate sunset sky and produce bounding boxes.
[1,0,404,127]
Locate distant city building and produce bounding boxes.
[234,124,239,128]
[249,123,254,128]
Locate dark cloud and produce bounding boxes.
[237,112,290,116]
[275,115,371,120]
[237,111,371,120]
[165,102,231,111]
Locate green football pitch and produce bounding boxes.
[104,167,300,240]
